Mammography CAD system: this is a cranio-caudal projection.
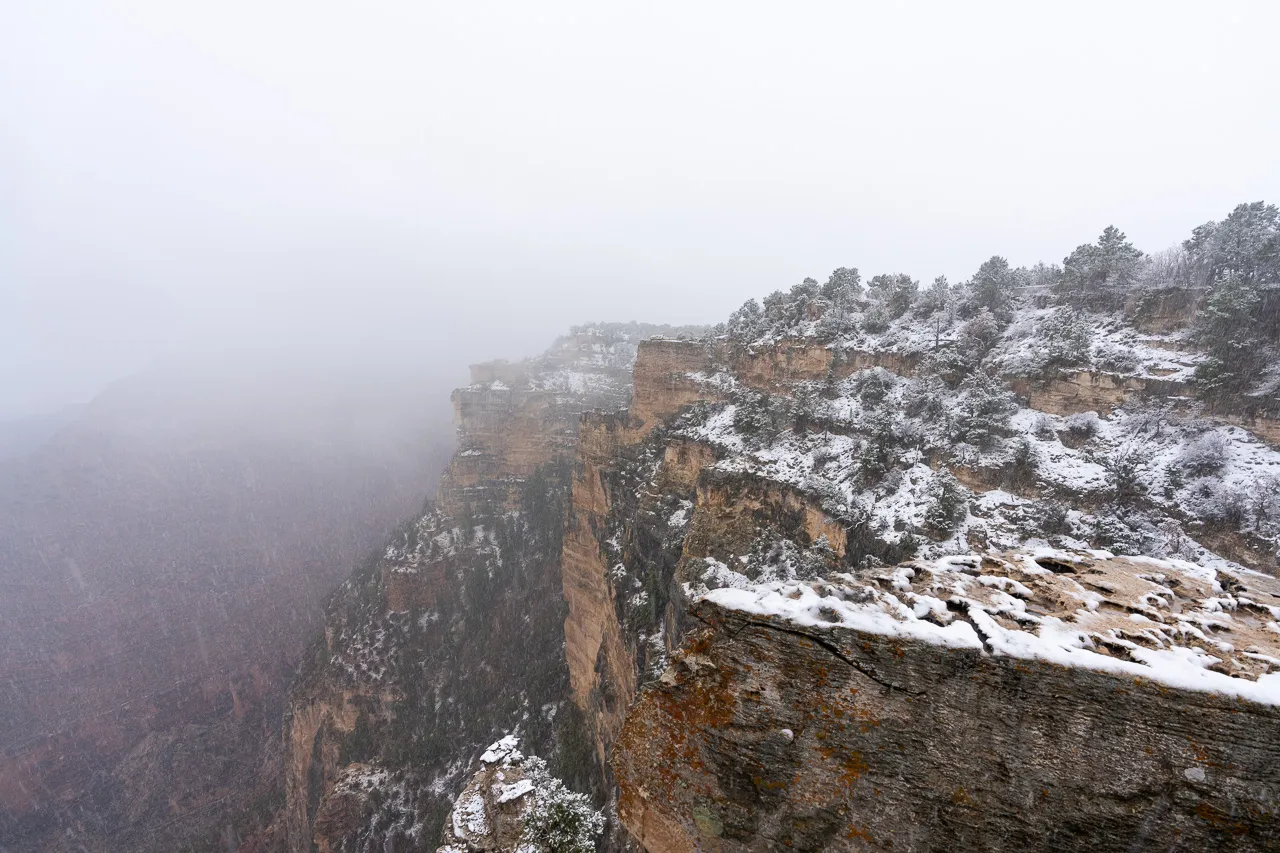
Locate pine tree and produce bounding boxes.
[822,267,862,304]
[867,273,918,319]
[1058,226,1145,310]
[1194,272,1265,395]
[963,256,1019,321]
[519,756,605,853]
[952,372,1017,448]
[1184,201,1279,288]
[924,472,966,535]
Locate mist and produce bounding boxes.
[4,1,1278,419]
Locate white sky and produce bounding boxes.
[3,1,1278,417]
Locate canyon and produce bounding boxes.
[0,366,456,852]
[14,226,1280,852]
[258,271,1280,851]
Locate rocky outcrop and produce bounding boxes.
[271,324,694,853]
[561,339,734,776]
[268,288,1280,853]
[434,736,602,853]
[630,339,717,433]
[437,330,638,515]
[678,471,848,575]
[615,552,1280,851]
[722,341,834,390]
[435,737,541,852]
[1011,371,1166,416]
[712,341,919,394]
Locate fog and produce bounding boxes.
[4,0,1279,418]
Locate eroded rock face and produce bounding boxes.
[435,736,605,853]
[436,737,535,853]
[274,324,699,853]
[614,553,1280,852]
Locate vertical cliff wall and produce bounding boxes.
[614,557,1280,851]
[266,325,700,853]
[551,311,1280,851]
[267,284,1280,853]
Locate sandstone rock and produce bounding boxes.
[614,552,1280,851]
[436,737,536,852]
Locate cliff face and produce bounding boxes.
[546,290,1280,849]
[268,325,700,853]
[267,261,1280,852]
[614,554,1280,851]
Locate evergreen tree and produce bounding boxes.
[952,372,1017,448]
[963,256,1019,321]
[1194,272,1265,395]
[519,756,605,853]
[822,266,863,304]
[1184,201,1280,288]
[924,472,966,535]
[1058,226,1145,309]
[957,308,1001,359]
[1036,308,1092,374]
[1025,261,1063,292]
[916,275,953,315]
[867,272,918,319]
[915,276,956,347]
[726,298,763,340]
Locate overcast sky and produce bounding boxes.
[3,1,1278,419]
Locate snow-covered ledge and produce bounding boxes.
[702,549,1280,705]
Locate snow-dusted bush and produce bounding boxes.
[957,308,1001,358]
[924,472,967,535]
[1176,432,1227,477]
[1004,437,1039,490]
[519,756,605,853]
[862,302,890,334]
[1091,515,1145,556]
[857,409,898,482]
[951,372,1018,448]
[901,376,948,422]
[1248,476,1280,540]
[1064,412,1099,442]
[1106,452,1147,504]
[855,367,895,406]
[1150,519,1200,562]
[1134,245,1195,292]
[1033,500,1072,537]
[1037,309,1092,374]
[1122,400,1175,437]
[1092,342,1140,374]
[733,392,787,445]
[1183,477,1246,529]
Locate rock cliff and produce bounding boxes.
[614,553,1280,851]
[265,324,700,853]
[434,735,603,853]
[549,267,1280,848]
[260,206,1280,852]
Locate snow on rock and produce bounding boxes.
[494,778,536,804]
[701,550,1280,705]
[480,734,522,765]
[451,792,489,840]
[436,737,602,853]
